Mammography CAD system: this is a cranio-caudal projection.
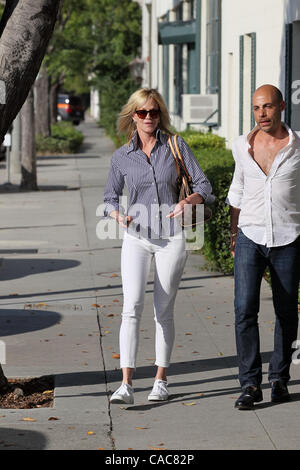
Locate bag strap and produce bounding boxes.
[173,134,191,181]
[168,135,192,182]
[168,135,181,178]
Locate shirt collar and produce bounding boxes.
[246,122,295,148]
[126,128,164,153]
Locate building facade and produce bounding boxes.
[139,0,300,147]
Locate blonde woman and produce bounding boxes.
[103,88,214,404]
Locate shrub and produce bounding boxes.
[178,131,235,274]
[36,122,83,154]
[179,130,226,151]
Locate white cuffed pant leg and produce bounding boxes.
[119,232,187,369]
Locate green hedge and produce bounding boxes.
[36,122,84,154]
[179,130,235,274]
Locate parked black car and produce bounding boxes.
[0,144,5,161]
[57,94,84,125]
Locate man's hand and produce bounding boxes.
[230,233,238,257]
[230,206,240,258]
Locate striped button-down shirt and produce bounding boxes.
[103,129,215,238]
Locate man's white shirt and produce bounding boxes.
[226,123,300,247]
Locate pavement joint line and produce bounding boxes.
[77,162,115,450]
[254,411,278,449]
[96,308,116,451]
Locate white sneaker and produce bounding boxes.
[148,379,169,401]
[110,383,134,404]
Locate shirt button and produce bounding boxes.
[152,182,155,185]
[154,198,157,202]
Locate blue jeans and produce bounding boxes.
[234,230,300,389]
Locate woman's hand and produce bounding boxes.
[166,193,204,219]
[166,200,186,219]
[110,211,133,228]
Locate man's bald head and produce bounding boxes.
[252,85,285,135]
[253,85,283,105]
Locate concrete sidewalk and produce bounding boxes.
[0,120,299,451]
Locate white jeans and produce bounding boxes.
[119,232,188,369]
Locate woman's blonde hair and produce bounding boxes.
[117,88,173,143]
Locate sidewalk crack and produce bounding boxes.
[96,309,116,450]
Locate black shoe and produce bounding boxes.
[235,386,263,410]
[271,381,291,403]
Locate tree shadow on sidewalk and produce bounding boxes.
[0,308,61,336]
[0,258,80,282]
[0,427,47,450]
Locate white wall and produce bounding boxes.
[220,0,287,146]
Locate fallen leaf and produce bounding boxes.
[92,304,100,308]
[217,352,223,356]
[113,299,119,303]
[42,390,53,395]
[88,431,95,435]
[112,354,120,359]
[182,402,196,406]
[111,274,118,278]
[150,446,165,450]
[48,417,59,421]
[21,417,36,422]
[185,332,192,336]
[136,427,148,430]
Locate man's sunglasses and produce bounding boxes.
[135,109,160,119]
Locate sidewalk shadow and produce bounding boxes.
[0,308,61,336]
[37,154,100,160]
[0,428,47,450]
[0,183,79,192]
[0,258,80,282]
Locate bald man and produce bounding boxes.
[227,85,300,410]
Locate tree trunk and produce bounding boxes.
[20,88,37,190]
[0,364,8,394]
[34,64,51,137]
[0,0,60,393]
[49,79,59,125]
[0,0,61,143]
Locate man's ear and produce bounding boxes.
[280,100,286,112]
